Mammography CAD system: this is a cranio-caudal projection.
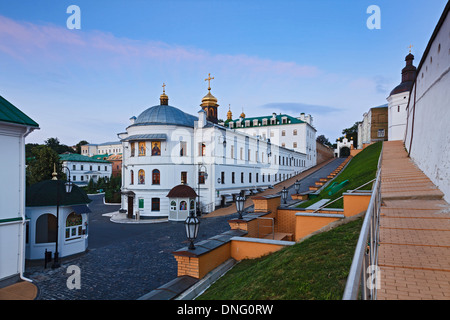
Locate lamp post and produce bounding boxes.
[235,195,246,219]
[185,211,200,250]
[294,180,301,195]
[52,164,73,268]
[281,186,288,205]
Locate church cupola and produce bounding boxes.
[390,47,417,96]
[227,105,233,121]
[160,83,169,105]
[200,73,219,124]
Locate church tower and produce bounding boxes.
[200,73,219,124]
[387,48,417,141]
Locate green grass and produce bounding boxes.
[297,142,382,209]
[196,217,363,300]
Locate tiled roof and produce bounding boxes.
[59,153,111,163]
[225,114,305,128]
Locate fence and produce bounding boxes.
[342,147,383,300]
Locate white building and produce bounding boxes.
[387,52,417,141]
[404,2,450,202]
[223,110,317,168]
[59,153,112,187]
[0,95,39,287]
[118,85,307,220]
[81,141,122,157]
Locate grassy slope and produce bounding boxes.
[297,142,382,209]
[196,217,363,300]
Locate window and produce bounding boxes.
[105,166,108,171]
[232,172,235,184]
[130,170,134,185]
[131,143,135,157]
[181,171,187,184]
[199,171,206,184]
[151,141,161,156]
[151,198,160,211]
[293,129,297,136]
[231,145,234,159]
[199,143,206,156]
[282,130,286,136]
[378,129,385,138]
[139,142,146,156]
[139,198,144,209]
[240,147,243,160]
[180,141,187,156]
[293,142,297,148]
[65,212,82,241]
[72,165,76,170]
[81,165,83,170]
[179,201,187,211]
[221,171,225,184]
[241,172,244,183]
[170,201,177,211]
[256,173,259,183]
[152,169,160,185]
[398,106,400,112]
[249,172,252,183]
[98,166,101,171]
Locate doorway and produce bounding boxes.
[127,196,134,219]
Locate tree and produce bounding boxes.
[316,135,333,148]
[340,122,359,148]
[26,145,65,186]
[45,137,74,154]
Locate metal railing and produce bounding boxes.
[342,147,383,300]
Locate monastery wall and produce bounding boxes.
[404,6,450,202]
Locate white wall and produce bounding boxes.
[404,10,450,202]
[388,92,410,141]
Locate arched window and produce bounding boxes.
[138,169,145,184]
[152,169,160,185]
[65,212,83,240]
[130,170,134,185]
[170,201,177,211]
[35,214,57,244]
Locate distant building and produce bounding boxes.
[357,104,388,149]
[59,153,112,186]
[0,95,39,287]
[81,141,122,157]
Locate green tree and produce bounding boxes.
[45,137,74,154]
[26,145,65,186]
[75,140,89,154]
[316,134,333,148]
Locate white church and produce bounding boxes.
[118,76,317,221]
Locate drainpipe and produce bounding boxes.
[19,126,37,283]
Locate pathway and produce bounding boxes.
[377,140,450,300]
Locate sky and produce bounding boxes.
[0,0,448,146]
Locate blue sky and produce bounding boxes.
[0,0,447,145]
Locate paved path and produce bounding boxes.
[377,141,450,300]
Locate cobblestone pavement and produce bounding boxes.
[25,215,232,300]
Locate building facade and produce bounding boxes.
[59,153,112,187]
[81,141,123,157]
[118,84,308,220]
[357,104,389,149]
[0,95,39,287]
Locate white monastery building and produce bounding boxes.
[118,78,316,221]
[0,95,39,287]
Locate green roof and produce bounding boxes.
[59,153,111,163]
[26,180,91,207]
[0,95,39,127]
[225,114,305,128]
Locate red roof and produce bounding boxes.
[166,184,197,198]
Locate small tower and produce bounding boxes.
[200,73,219,124]
[160,83,169,106]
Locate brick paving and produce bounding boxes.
[377,141,450,300]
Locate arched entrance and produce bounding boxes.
[340,147,350,157]
[35,213,57,244]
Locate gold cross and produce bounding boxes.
[408,44,413,53]
[205,73,214,90]
[162,82,166,93]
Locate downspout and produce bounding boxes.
[408,82,417,157]
[19,126,37,283]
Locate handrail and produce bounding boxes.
[342,145,383,300]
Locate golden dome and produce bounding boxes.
[201,91,218,107]
[227,106,232,120]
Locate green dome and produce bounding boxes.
[26,180,91,207]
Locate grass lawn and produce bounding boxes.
[196,217,363,300]
[297,142,382,209]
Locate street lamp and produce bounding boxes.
[281,186,288,204]
[185,211,200,250]
[294,180,301,194]
[52,163,72,268]
[235,195,246,219]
